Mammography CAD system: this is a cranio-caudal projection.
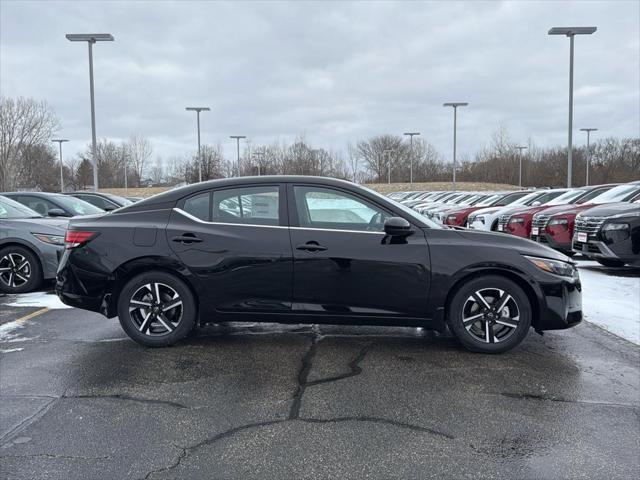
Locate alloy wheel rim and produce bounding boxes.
[129,282,183,336]
[0,253,31,288]
[462,288,520,344]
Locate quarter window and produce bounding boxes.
[294,186,389,231]
[183,192,210,221]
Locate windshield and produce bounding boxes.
[514,191,546,206]
[362,186,443,229]
[0,196,42,219]
[544,189,585,205]
[475,194,502,207]
[589,184,640,204]
[51,195,104,215]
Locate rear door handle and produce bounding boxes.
[172,233,203,244]
[296,242,327,252]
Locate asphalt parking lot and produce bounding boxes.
[1,269,639,479]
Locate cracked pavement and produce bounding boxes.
[0,300,639,479]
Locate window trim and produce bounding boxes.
[287,183,395,232]
[178,184,287,227]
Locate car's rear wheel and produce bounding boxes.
[117,271,197,347]
[0,246,42,294]
[448,275,532,353]
[596,258,626,268]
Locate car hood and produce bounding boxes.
[455,228,570,262]
[578,202,640,217]
[538,203,594,217]
[3,217,69,234]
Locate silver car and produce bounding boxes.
[0,195,67,293]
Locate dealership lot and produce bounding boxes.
[1,261,639,480]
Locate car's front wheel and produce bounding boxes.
[117,271,197,347]
[448,275,532,353]
[0,246,42,294]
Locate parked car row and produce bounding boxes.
[0,191,140,293]
[391,181,640,267]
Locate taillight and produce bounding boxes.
[65,230,97,249]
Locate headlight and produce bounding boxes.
[475,215,485,224]
[509,217,525,224]
[31,233,65,246]
[548,218,569,226]
[603,223,629,231]
[447,215,457,221]
[525,255,576,277]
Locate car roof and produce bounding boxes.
[126,176,364,208]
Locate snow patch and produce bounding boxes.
[5,292,71,310]
[0,348,24,353]
[578,262,640,345]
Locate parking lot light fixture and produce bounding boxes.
[186,107,210,182]
[515,146,528,188]
[384,149,395,184]
[51,139,69,192]
[229,136,246,177]
[580,128,597,186]
[443,102,468,191]
[403,132,420,186]
[548,26,597,188]
[66,33,114,191]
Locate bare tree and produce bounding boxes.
[0,97,59,191]
[149,156,164,185]
[127,134,152,188]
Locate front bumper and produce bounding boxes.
[535,273,582,330]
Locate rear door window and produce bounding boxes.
[213,186,279,226]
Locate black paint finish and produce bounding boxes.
[55,176,582,332]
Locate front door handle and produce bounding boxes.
[172,233,203,244]
[296,242,327,252]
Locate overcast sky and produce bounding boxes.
[1,0,638,165]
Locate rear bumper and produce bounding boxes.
[536,276,582,330]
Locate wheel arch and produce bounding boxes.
[443,268,541,328]
[106,256,200,319]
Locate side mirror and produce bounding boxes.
[384,217,414,237]
[103,204,117,211]
[531,201,541,206]
[47,208,69,217]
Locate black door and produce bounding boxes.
[167,184,293,315]
[288,184,431,319]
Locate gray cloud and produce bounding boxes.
[1,0,638,166]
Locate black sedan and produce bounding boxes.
[56,176,582,353]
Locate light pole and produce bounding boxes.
[229,135,246,177]
[443,102,468,191]
[252,149,265,176]
[186,107,210,182]
[384,149,394,184]
[548,26,597,188]
[403,132,420,186]
[515,146,527,188]
[51,139,69,192]
[66,33,114,192]
[580,128,597,186]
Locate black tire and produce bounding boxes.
[596,258,626,268]
[447,275,532,354]
[117,271,197,347]
[0,246,43,294]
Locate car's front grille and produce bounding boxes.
[532,214,550,230]
[574,216,605,235]
[573,241,602,254]
[497,214,510,230]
